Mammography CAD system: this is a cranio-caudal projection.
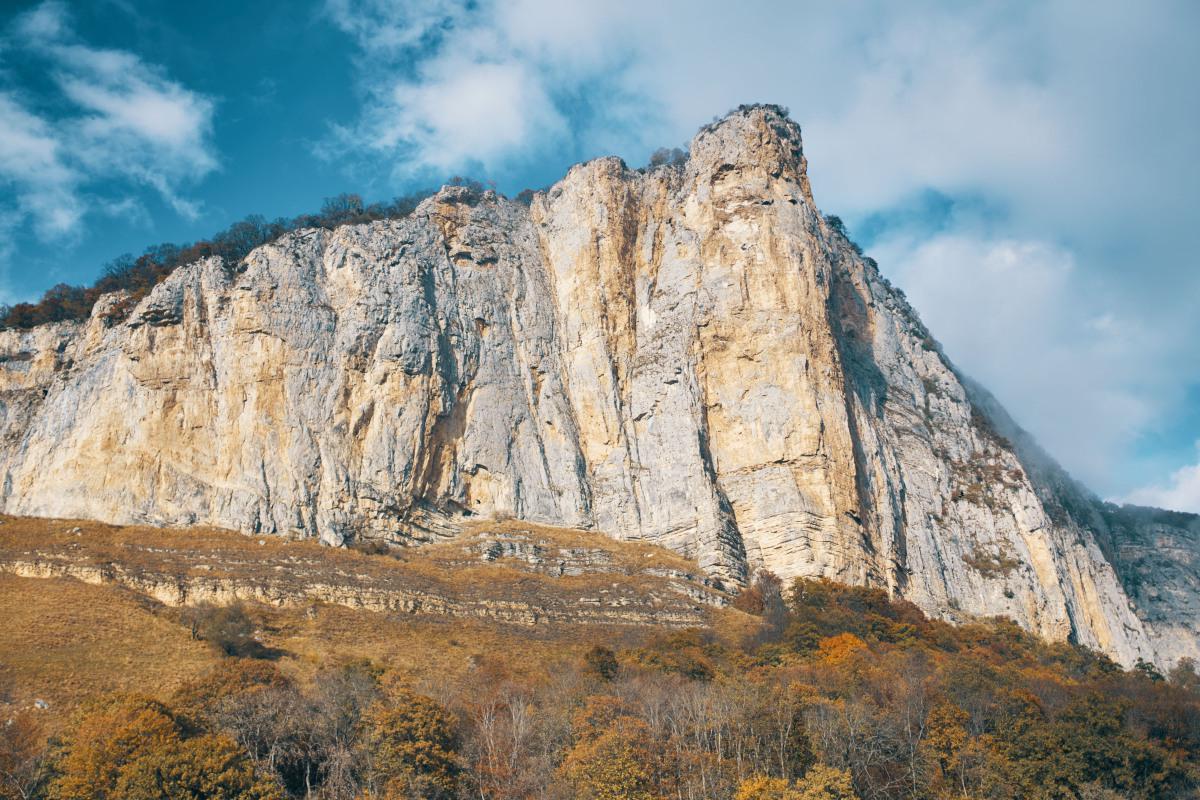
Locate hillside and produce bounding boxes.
[0,515,732,731]
[1,513,1196,799]
[0,514,724,628]
[0,105,1196,673]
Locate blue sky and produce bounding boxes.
[1,0,1198,512]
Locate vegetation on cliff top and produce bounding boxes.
[0,106,804,333]
[0,189,444,330]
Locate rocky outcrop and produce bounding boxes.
[0,517,725,627]
[0,105,1194,667]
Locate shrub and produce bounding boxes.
[822,215,864,256]
[647,146,689,169]
[584,645,620,681]
[349,538,391,557]
[171,659,292,726]
[0,710,46,800]
[182,603,259,657]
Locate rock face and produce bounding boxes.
[0,105,1194,667]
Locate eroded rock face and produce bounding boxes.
[0,105,1194,667]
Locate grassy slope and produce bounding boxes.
[0,573,216,729]
[0,515,741,730]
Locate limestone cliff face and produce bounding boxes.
[0,106,1194,667]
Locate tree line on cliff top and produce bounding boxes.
[0,188,454,331]
[0,139,700,334]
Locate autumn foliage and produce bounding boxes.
[5,572,1199,799]
[43,694,280,800]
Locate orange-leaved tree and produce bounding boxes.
[358,689,461,800]
[46,693,280,800]
[558,696,665,800]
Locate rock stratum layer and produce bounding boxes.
[0,106,1195,667]
[0,516,725,628]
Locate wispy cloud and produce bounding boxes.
[48,41,217,217]
[0,0,217,260]
[320,0,648,180]
[0,89,83,238]
[870,231,1175,491]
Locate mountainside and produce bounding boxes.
[0,105,1194,668]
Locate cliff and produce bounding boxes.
[0,105,1194,667]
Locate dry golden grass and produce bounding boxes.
[0,514,732,728]
[0,568,653,730]
[258,602,654,692]
[0,573,218,730]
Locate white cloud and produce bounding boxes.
[0,90,82,238]
[11,0,65,40]
[0,207,24,305]
[51,43,217,218]
[321,0,646,178]
[324,0,471,58]
[1124,444,1200,514]
[361,57,566,175]
[0,0,217,253]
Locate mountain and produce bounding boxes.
[0,105,1194,668]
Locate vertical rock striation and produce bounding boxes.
[0,105,1194,667]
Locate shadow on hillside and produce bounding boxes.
[229,641,289,661]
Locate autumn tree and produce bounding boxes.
[171,658,310,793]
[1167,657,1200,692]
[172,659,292,725]
[584,645,620,681]
[46,694,279,800]
[0,711,46,800]
[559,696,665,800]
[988,692,1187,799]
[793,765,858,800]
[733,766,859,800]
[816,633,869,666]
[110,734,281,800]
[735,774,796,799]
[459,680,547,800]
[359,689,460,800]
[921,700,970,793]
[48,695,180,799]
